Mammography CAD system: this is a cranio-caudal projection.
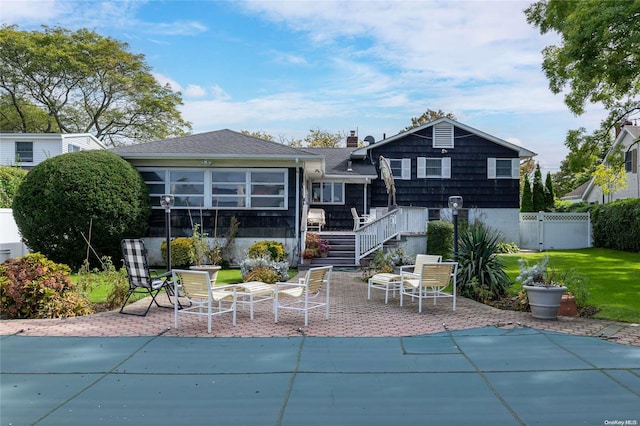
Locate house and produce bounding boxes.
[0,133,106,169]
[113,118,536,266]
[575,121,640,204]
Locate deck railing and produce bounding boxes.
[354,207,428,264]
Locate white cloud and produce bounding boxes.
[184,84,207,98]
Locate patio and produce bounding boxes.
[1,270,639,344]
[2,271,640,425]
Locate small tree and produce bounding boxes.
[544,172,555,211]
[532,164,545,212]
[593,163,627,203]
[521,174,534,212]
[13,150,150,269]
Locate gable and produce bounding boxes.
[351,117,536,159]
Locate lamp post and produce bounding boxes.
[448,196,463,262]
[160,194,175,271]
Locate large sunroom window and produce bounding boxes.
[140,168,287,209]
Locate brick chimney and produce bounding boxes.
[616,119,633,137]
[346,130,358,148]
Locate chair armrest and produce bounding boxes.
[213,284,238,290]
[399,265,415,273]
[154,270,172,279]
[275,281,306,291]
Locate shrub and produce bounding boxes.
[248,240,286,261]
[239,255,289,283]
[243,267,281,284]
[0,253,93,319]
[591,199,640,252]
[457,222,511,302]
[0,165,27,208]
[77,256,130,310]
[160,237,193,268]
[496,241,520,253]
[427,220,453,260]
[12,150,150,270]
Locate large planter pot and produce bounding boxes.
[189,265,221,280]
[523,285,567,320]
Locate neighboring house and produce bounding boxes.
[0,133,106,169]
[113,118,536,266]
[573,122,640,204]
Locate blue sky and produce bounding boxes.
[2,0,608,176]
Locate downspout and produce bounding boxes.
[295,159,300,264]
[363,179,368,214]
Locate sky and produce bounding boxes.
[1,0,609,177]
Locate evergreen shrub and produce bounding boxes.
[427,220,453,260]
[12,150,150,270]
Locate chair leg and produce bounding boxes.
[120,288,160,316]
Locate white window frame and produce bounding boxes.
[417,157,451,179]
[433,122,454,148]
[15,141,33,163]
[388,158,411,180]
[311,181,345,205]
[140,167,288,210]
[487,158,520,179]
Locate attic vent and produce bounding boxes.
[433,123,454,148]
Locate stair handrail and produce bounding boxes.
[354,208,401,265]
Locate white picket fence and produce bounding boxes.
[519,212,592,251]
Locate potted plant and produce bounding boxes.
[188,224,220,276]
[319,239,330,258]
[516,256,566,320]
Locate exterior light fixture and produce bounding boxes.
[448,196,463,261]
[160,194,175,271]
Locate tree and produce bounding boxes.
[552,127,606,196]
[521,173,534,212]
[532,164,545,212]
[0,94,59,133]
[240,130,275,141]
[403,109,456,131]
[303,128,343,148]
[525,1,640,117]
[526,1,640,194]
[544,172,555,211]
[12,150,150,269]
[593,163,627,203]
[0,25,191,146]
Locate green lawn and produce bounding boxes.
[77,249,640,324]
[78,268,295,305]
[499,248,640,323]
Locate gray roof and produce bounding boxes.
[112,129,317,159]
[302,147,377,177]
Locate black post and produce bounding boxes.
[165,209,171,271]
[453,209,459,262]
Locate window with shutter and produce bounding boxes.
[417,157,451,178]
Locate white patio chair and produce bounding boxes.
[274,265,332,326]
[351,207,370,230]
[400,262,458,313]
[172,269,237,333]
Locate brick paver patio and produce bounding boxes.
[1,271,639,346]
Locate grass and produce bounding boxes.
[499,248,640,323]
[77,268,296,306]
[75,249,640,324]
